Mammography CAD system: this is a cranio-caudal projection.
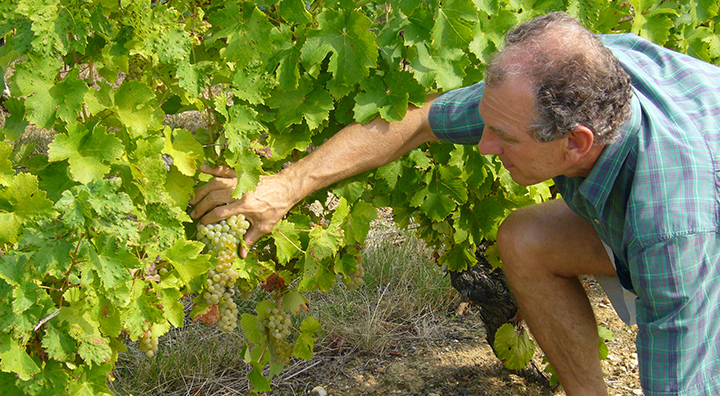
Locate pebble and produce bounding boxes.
[311,386,327,396]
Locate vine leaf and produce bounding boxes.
[293,316,321,360]
[272,220,303,264]
[494,323,536,370]
[353,70,426,123]
[0,333,41,381]
[114,81,163,138]
[266,77,334,131]
[47,123,124,184]
[164,239,212,286]
[431,0,478,49]
[162,127,204,177]
[11,54,62,129]
[0,173,56,244]
[49,69,88,124]
[410,43,469,91]
[301,9,379,89]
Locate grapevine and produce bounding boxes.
[0,0,718,395]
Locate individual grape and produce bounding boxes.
[195,214,250,333]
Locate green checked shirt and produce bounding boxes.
[428,33,720,396]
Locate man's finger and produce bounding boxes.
[191,190,236,221]
[240,226,264,259]
[190,175,237,206]
[200,164,237,178]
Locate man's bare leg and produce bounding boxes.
[496,199,617,396]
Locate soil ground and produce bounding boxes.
[267,277,642,396]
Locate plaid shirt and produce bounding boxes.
[429,33,720,396]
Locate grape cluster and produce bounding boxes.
[261,307,293,364]
[138,331,158,358]
[344,263,365,290]
[197,214,250,332]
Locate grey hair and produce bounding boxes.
[485,12,633,145]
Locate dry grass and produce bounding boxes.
[110,219,461,396]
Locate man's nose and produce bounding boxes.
[477,128,502,155]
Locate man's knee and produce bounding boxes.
[496,205,546,263]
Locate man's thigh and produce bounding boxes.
[498,198,617,278]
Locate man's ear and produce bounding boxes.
[565,126,595,160]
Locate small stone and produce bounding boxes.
[311,386,327,396]
[632,389,643,395]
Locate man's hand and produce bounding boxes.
[189,165,294,258]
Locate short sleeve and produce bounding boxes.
[428,82,486,145]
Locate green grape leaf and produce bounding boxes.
[402,3,434,45]
[120,282,165,338]
[0,97,29,141]
[159,288,185,328]
[95,295,122,338]
[90,235,139,291]
[114,81,163,137]
[280,290,309,315]
[130,136,167,204]
[162,127,204,177]
[293,316,321,360]
[0,173,56,244]
[374,161,404,189]
[279,0,312,25]
[228,149,262,197]
[240,313,262,344]
[438,243,477,272]
[0,333,41,380]
[42,322,79,362]
[267,25,302,90]
[209,4,274,67]
[58,311,113,366]
[431,0,478,49]
[272,219,304,264]
[164,238,212,286]
[49,69,88,124]
[47,123,124,184]
[225,104,266,153]
[165,166,195,209]
[176,60,215,98]
[342,201,377,246]
[247,362,272,392]
[410,43,469,91]
[353,70,426,123]
[231,66,275,105]
[494,323,536,370]
[266,77,334,131]
[0,141,14,187]
[11,54,62,129]
[301,9,378,88]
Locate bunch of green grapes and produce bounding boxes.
[138,331,158,358]
[344,262,365,290]
[261,307,293,364]
[197,214,250,332]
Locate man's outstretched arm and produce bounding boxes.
[189,94,440,256]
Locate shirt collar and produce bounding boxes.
[576,92,641,208]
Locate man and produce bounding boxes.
[190,12,720,396]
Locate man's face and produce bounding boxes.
[477,77,570,186]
